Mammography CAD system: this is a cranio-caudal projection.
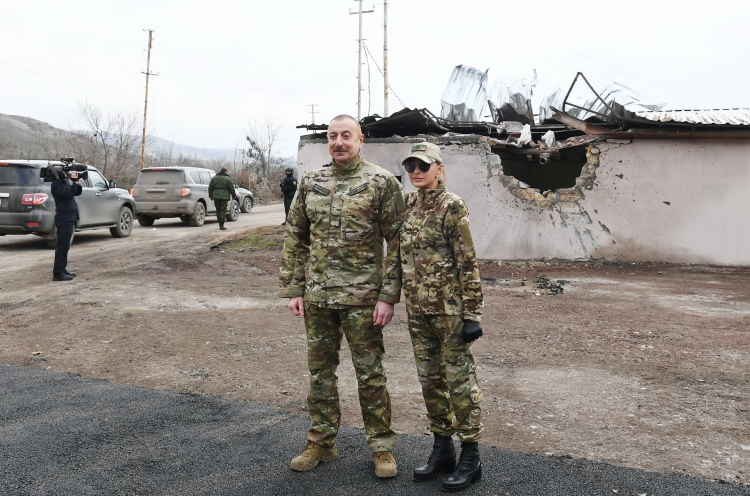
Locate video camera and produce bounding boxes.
[40,158,89,183]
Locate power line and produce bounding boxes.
[0,10,137,31]
[402,0,451,67]
[0,58,134,74]
[383,0,389,117]
[307,104,319,125]
[349,0,375,120]
[365,43,372,116]
[420,0,737,105]
[363,42,406,108]
[0,61,138,100]
[141,29,158,170]
[0,61,253,119]
[461,0,750,89]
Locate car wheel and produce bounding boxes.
[110,207,133,238]
[45,226,74,249]
[240,196,253,213]
[137,215,155,227]
[180,215,190,223]
[189,202,206,226]
[227,199,240,222]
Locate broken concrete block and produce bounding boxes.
[558,191,583,202]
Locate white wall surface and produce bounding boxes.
[297,137,750,266]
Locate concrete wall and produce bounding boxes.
[297,137,750,265]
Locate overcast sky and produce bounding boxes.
[2,0,750,159]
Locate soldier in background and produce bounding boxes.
[279,167,297,225]
[208,167,237,231]
[279,114,405,479]
[400,142,484,492]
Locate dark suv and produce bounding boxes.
[0,160,136,247]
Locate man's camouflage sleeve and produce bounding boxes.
[377,175,405,304]
[278,176,310,297]
[445,199,483,321]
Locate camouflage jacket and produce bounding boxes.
[400,181,483,321]
[208,172,236,201]
[278,156,405,306]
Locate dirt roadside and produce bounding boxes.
[1,203,748,486]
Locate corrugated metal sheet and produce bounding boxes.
[635,109,750,125]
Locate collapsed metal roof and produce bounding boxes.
[297,71,750,145]
[634,108,750,126]
[297,107,518,139]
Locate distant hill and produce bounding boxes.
[0,113,73,140]
[147,136,236,161]
[0,113,236,161]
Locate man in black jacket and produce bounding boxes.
[279,167,297,225]
[50,170,82,282]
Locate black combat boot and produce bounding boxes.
[413,433,456,481]
[442,442,481,492]
[219,222,227,231]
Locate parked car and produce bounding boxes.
[0,160,135,248]
[131,166,240,227]
[235,185,254,213]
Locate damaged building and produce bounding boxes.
[296,71,750,266]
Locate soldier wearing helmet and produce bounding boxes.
[280,167,298,225]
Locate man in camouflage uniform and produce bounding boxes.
[279,114,405,478]
[208,167,237,231]
[400,142,484,491]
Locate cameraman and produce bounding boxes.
[50,169,82,282]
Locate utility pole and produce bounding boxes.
[350,1,374,121]
[383,0,389,117]
[307,104,319,125]
[140,29,158,169]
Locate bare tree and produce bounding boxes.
[71,100,140,178]
[245,113,284,179]
[240,113,294,203]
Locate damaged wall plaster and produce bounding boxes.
[297,136,750,265]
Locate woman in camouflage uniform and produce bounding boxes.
[400,142,484,493]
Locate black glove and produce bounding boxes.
[462,319,483,343]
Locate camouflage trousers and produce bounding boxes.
[215,199,228,223]
[303,302,396,453]
[408,314,483,442]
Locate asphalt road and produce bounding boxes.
[2,365,747,496]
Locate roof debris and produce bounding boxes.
[297,69,750,149]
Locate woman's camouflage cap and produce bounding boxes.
[402,142,443,165]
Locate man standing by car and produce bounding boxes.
[279,114,405,479]
[279,166,297,225]
[208,167,237,231]
[50,169,82,281]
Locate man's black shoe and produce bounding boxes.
[219,223,227,231]
[281,221,286,225]
[64,270,76,277]
[442,442,481,492]
[414,433,456,481]
[52,274,74,282]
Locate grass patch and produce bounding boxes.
[224,225,285,251]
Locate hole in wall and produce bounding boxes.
[495,149,588,192]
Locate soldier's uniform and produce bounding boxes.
[279,155,405,453]
[208,170,236,229]
[401,180,484,442]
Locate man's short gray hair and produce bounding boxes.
[329,114,362,135]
